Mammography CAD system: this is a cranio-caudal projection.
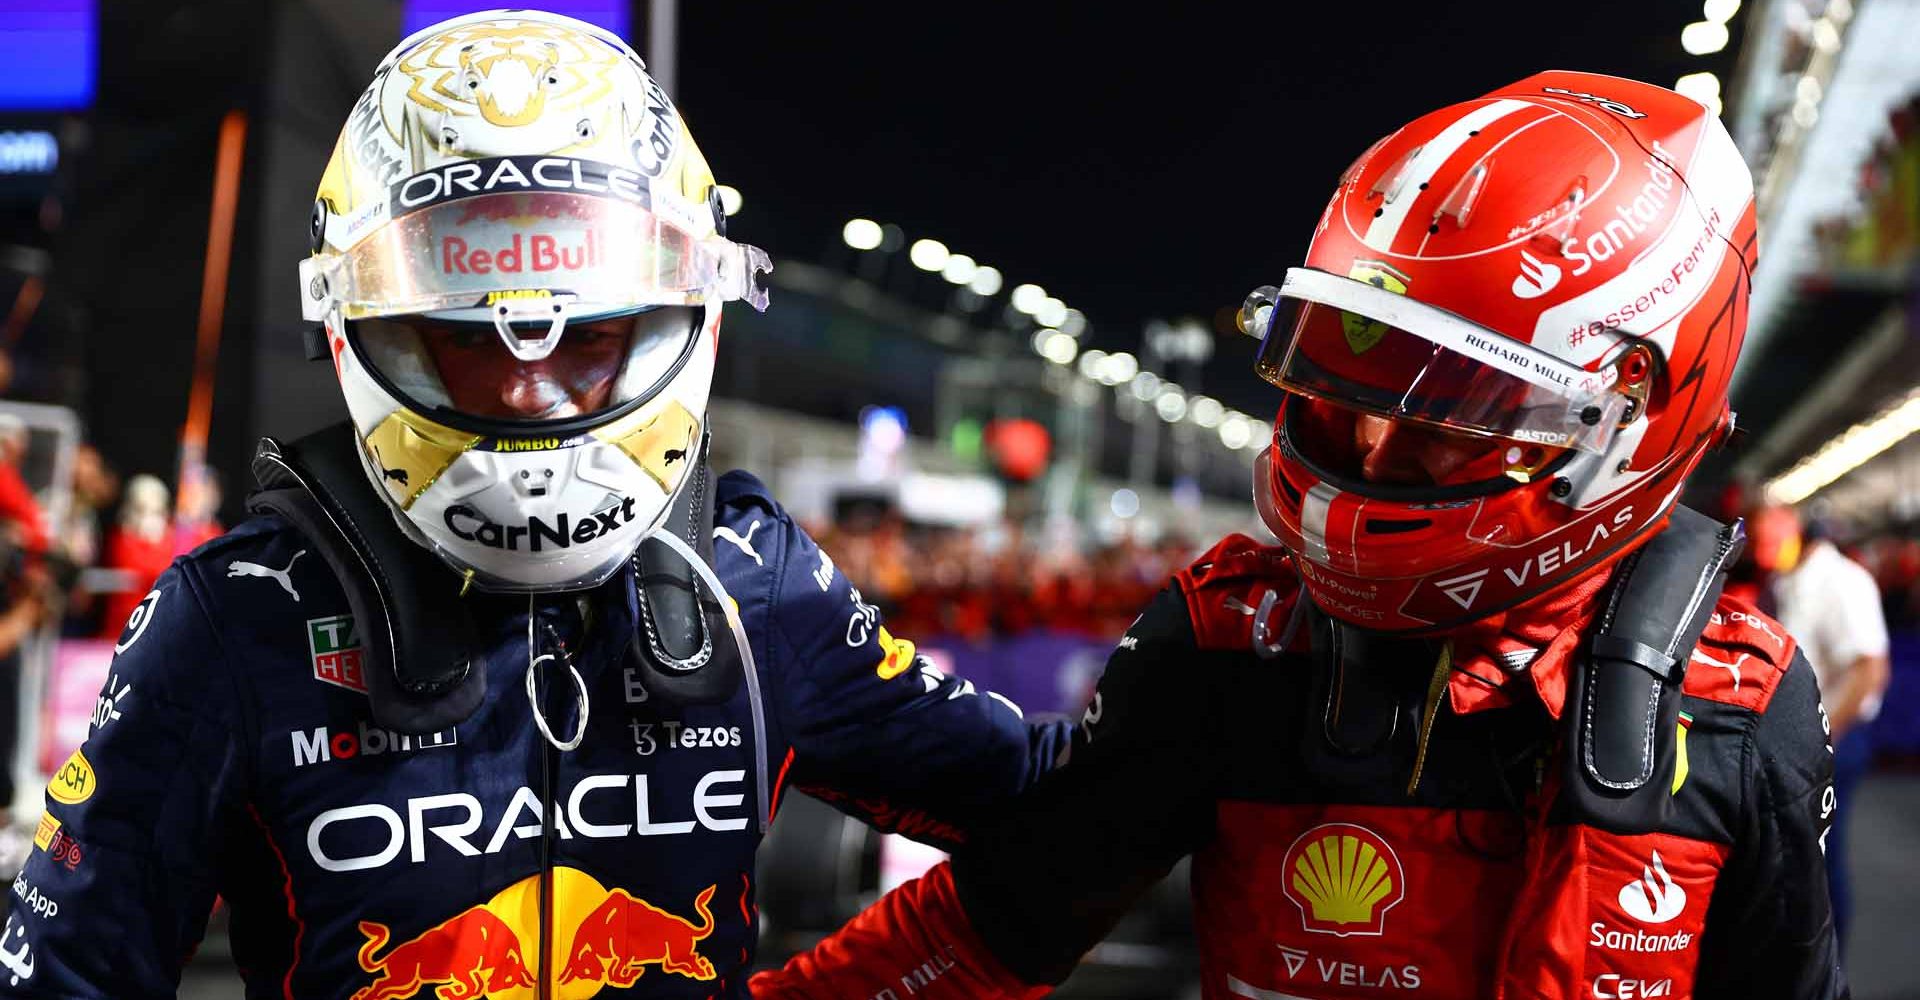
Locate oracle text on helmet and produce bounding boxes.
[393,155,651,215]
[306,770,750,872]
[444,496,638,552]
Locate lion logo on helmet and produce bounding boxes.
[391,20,631,148]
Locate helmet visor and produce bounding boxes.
[351,305,699,431]
[301,159,769,323]
[1251,267,1628,453]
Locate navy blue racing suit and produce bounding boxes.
[0,470,1068,998]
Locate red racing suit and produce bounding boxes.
[754,534,1846,999]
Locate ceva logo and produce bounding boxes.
[1512,249,1563,299]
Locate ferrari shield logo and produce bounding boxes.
[1341,261,1410,355]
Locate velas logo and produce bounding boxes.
[443,496,638,552]
[1512,249,1563,299]
[290,721,457,768]
[1281,823,1406,936]
[354,867,716,1000]
[390,155,652,216]
[1340,261,1410,355]
[1618,851,1686,925]
[308,615,368,694]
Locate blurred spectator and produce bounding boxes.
[58,443,119,636]
[1769,508,1891,950]
[61,443,118,570]
[0,411,51,813]
[96,474,173,640]
[0,414,47,558]
[819,505,1194,643]
[173,464,224,555]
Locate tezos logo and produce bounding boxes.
[1281,823,1406,936]
[1512,249,1563,299]
[290,721,457,768]
[444,496,638,552]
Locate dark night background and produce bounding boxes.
[3,1,1740,512]
[679,2,1731,410]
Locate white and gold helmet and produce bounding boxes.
[298,9,770,592]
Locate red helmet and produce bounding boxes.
[1245,71,1757,633]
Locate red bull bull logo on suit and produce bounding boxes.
[354,867,719,998]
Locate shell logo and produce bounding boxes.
[1280,822,1406,936]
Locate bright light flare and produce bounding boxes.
[1681,19,1730,54]
[1010,283,1048,315]
[843,218,883,250]
[909,238,950,272]
[1766,390,1920,503]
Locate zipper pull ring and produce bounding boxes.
[526,594,590,752]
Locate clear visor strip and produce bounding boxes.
[1279,267,1618,400]
[298,235,773,322]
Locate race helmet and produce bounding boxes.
[1241,71,1756,633]
[299,9,770,592]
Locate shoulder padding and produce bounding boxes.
[1174,534,1307,655]
[714,468,776,510]
[1681,593,1798,713]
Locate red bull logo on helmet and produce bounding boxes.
[355,867,720,999]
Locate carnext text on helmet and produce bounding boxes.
[443,496,639,552]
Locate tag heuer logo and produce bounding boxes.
[307,615,367,693]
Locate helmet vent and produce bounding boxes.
[1436,160,1491,229]
[1363,518,1432,535]
[1370,144,1426,205]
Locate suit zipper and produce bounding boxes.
[535,617,561,1000]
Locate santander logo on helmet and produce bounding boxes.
[1252,71,1756,633]
[1512,249,1562,299]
